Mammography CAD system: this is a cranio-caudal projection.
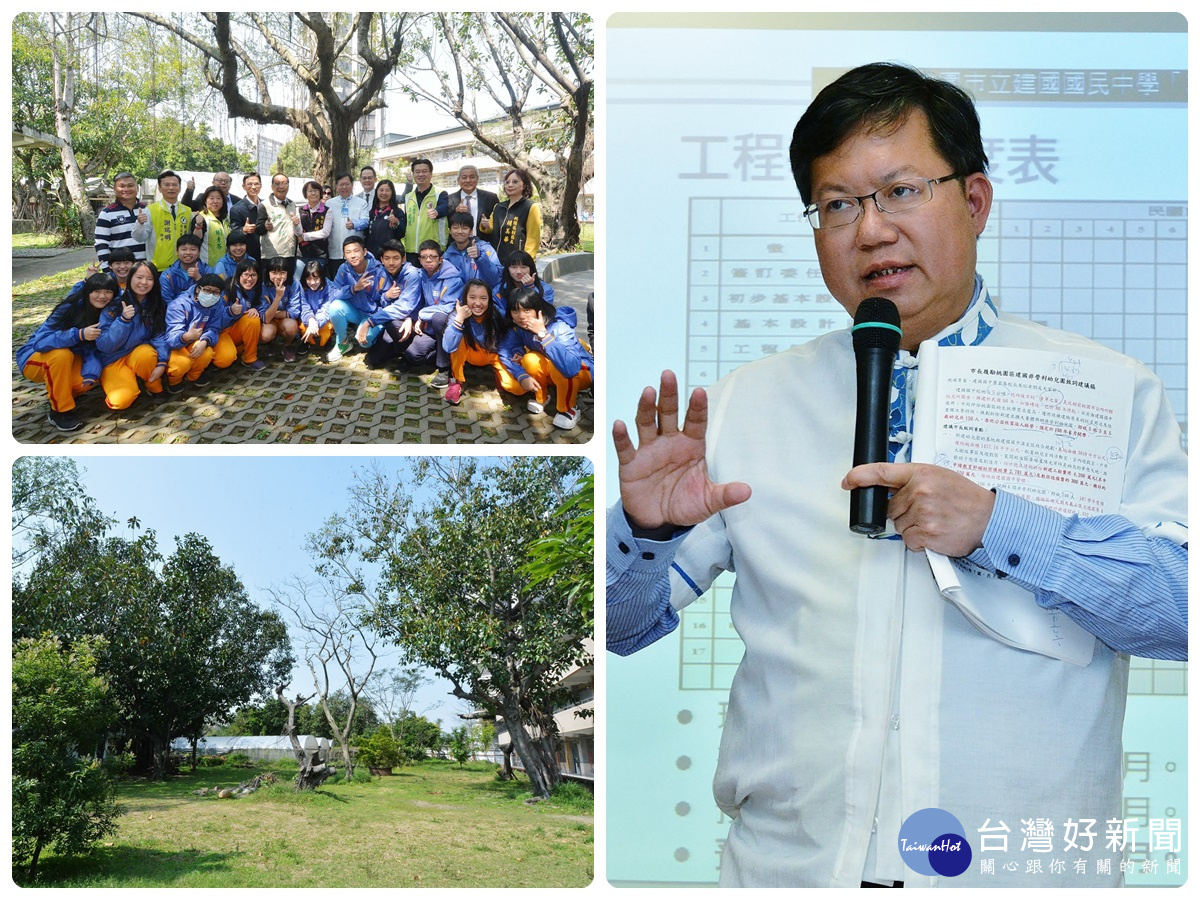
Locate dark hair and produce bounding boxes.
[371,179,398,213]
[342,234,365,251]
[411,158,433,173]
[498,249,544,300]
[789,62,988,206]
[107,247,135,264]
[379,239,406,260]
[506,283,556,330]
[50,272,120,331]
[242,172,261,185]
[226,231,248,247]
[266,257,292,278]
[418,239,442,259]
[157,169,180,185]
[334,172,353,186]
[301,259,327,291]
[199,185,225,207]
[447,210,474,231]
[124,261,168,336]
[227,258,261,305]
[176,233,202,249]
[302,180,323,202]
[196,273,226,292]
[458,279,505,352]
[501,169,533,200]
[360,165,377,177]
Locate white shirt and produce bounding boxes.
[327,194,369,260]
[609,301,1185,887]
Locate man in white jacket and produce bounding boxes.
[608,62,1187,888]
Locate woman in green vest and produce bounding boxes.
[189,186,229,268]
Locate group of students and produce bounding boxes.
[19,167,589,433]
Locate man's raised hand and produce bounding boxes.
[612,370,751,531]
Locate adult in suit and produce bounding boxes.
[445,164,498,238]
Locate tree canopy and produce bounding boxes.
[12,460,294,780]
[12,635,121,882]
[310,457,592,797]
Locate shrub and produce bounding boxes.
[355,729,402,769]
[200,755,226,767]
[227,753,252,768]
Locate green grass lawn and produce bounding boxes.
[27,759,593,888]
[579,222,594,253]
[12,231,64,250]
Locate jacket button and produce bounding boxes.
[1008,553,1021,567]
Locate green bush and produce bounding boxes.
[551,779,594,813]
[226,753,252,768]
[355,729,402,769]
[200,755,226,767]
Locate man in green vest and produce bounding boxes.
[139,170,193,272]
[402,158,449,253]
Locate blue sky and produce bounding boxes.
[44,455,473,728]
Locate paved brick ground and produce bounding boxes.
[12,267,594,445]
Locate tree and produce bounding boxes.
[523,471,594,629]
[271,579,382,776]
[49,12,99,242]
[11,457,110,570]
[448,725,473,768]
[313,457,592,798]
[273,133,318,179]
[12,635,121,882]
[395,711,444,762]
[276,687,336,791]
[363,665,433,742]
[397,13,593,250]
[130,12,421,185]
[14,527,294,780]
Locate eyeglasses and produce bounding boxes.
[804,173,961,230]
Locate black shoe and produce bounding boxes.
[431,370,450,388]
[48,409,83,432]
[195,368,214,386]
[165,379,185,394]
[150,389,170,403]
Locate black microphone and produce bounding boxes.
[850,297,902,535]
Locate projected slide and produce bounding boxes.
[605,12,1187,887]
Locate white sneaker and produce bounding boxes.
[552,408,581,430]
[527,398,545,415]
[327,340,349,363]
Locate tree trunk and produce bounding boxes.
[498,743,514,781]
[50,13,96,244]
[503,704,559,798]
[278,687,336,791]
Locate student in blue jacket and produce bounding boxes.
[493,249,554,316]
[412,239,465,387]
[440,279,528,406]
[444,211,503,289]
[214,231,256,281]
[295,260,336,351]
[505,284,593,430]
[18,272,118,431]
[357,241,421,368]
[211,260,266,371]
[165,272,226,388]
[94,260,178,408]
[325,235,384,362]
[160,233,213,304]
[262,257,301,361]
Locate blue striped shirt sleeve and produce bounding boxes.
[605,502,693,656]
[966,489,1187,660]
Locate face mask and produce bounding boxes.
[196,289,222,308]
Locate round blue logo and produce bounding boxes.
[898,808,972,877]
